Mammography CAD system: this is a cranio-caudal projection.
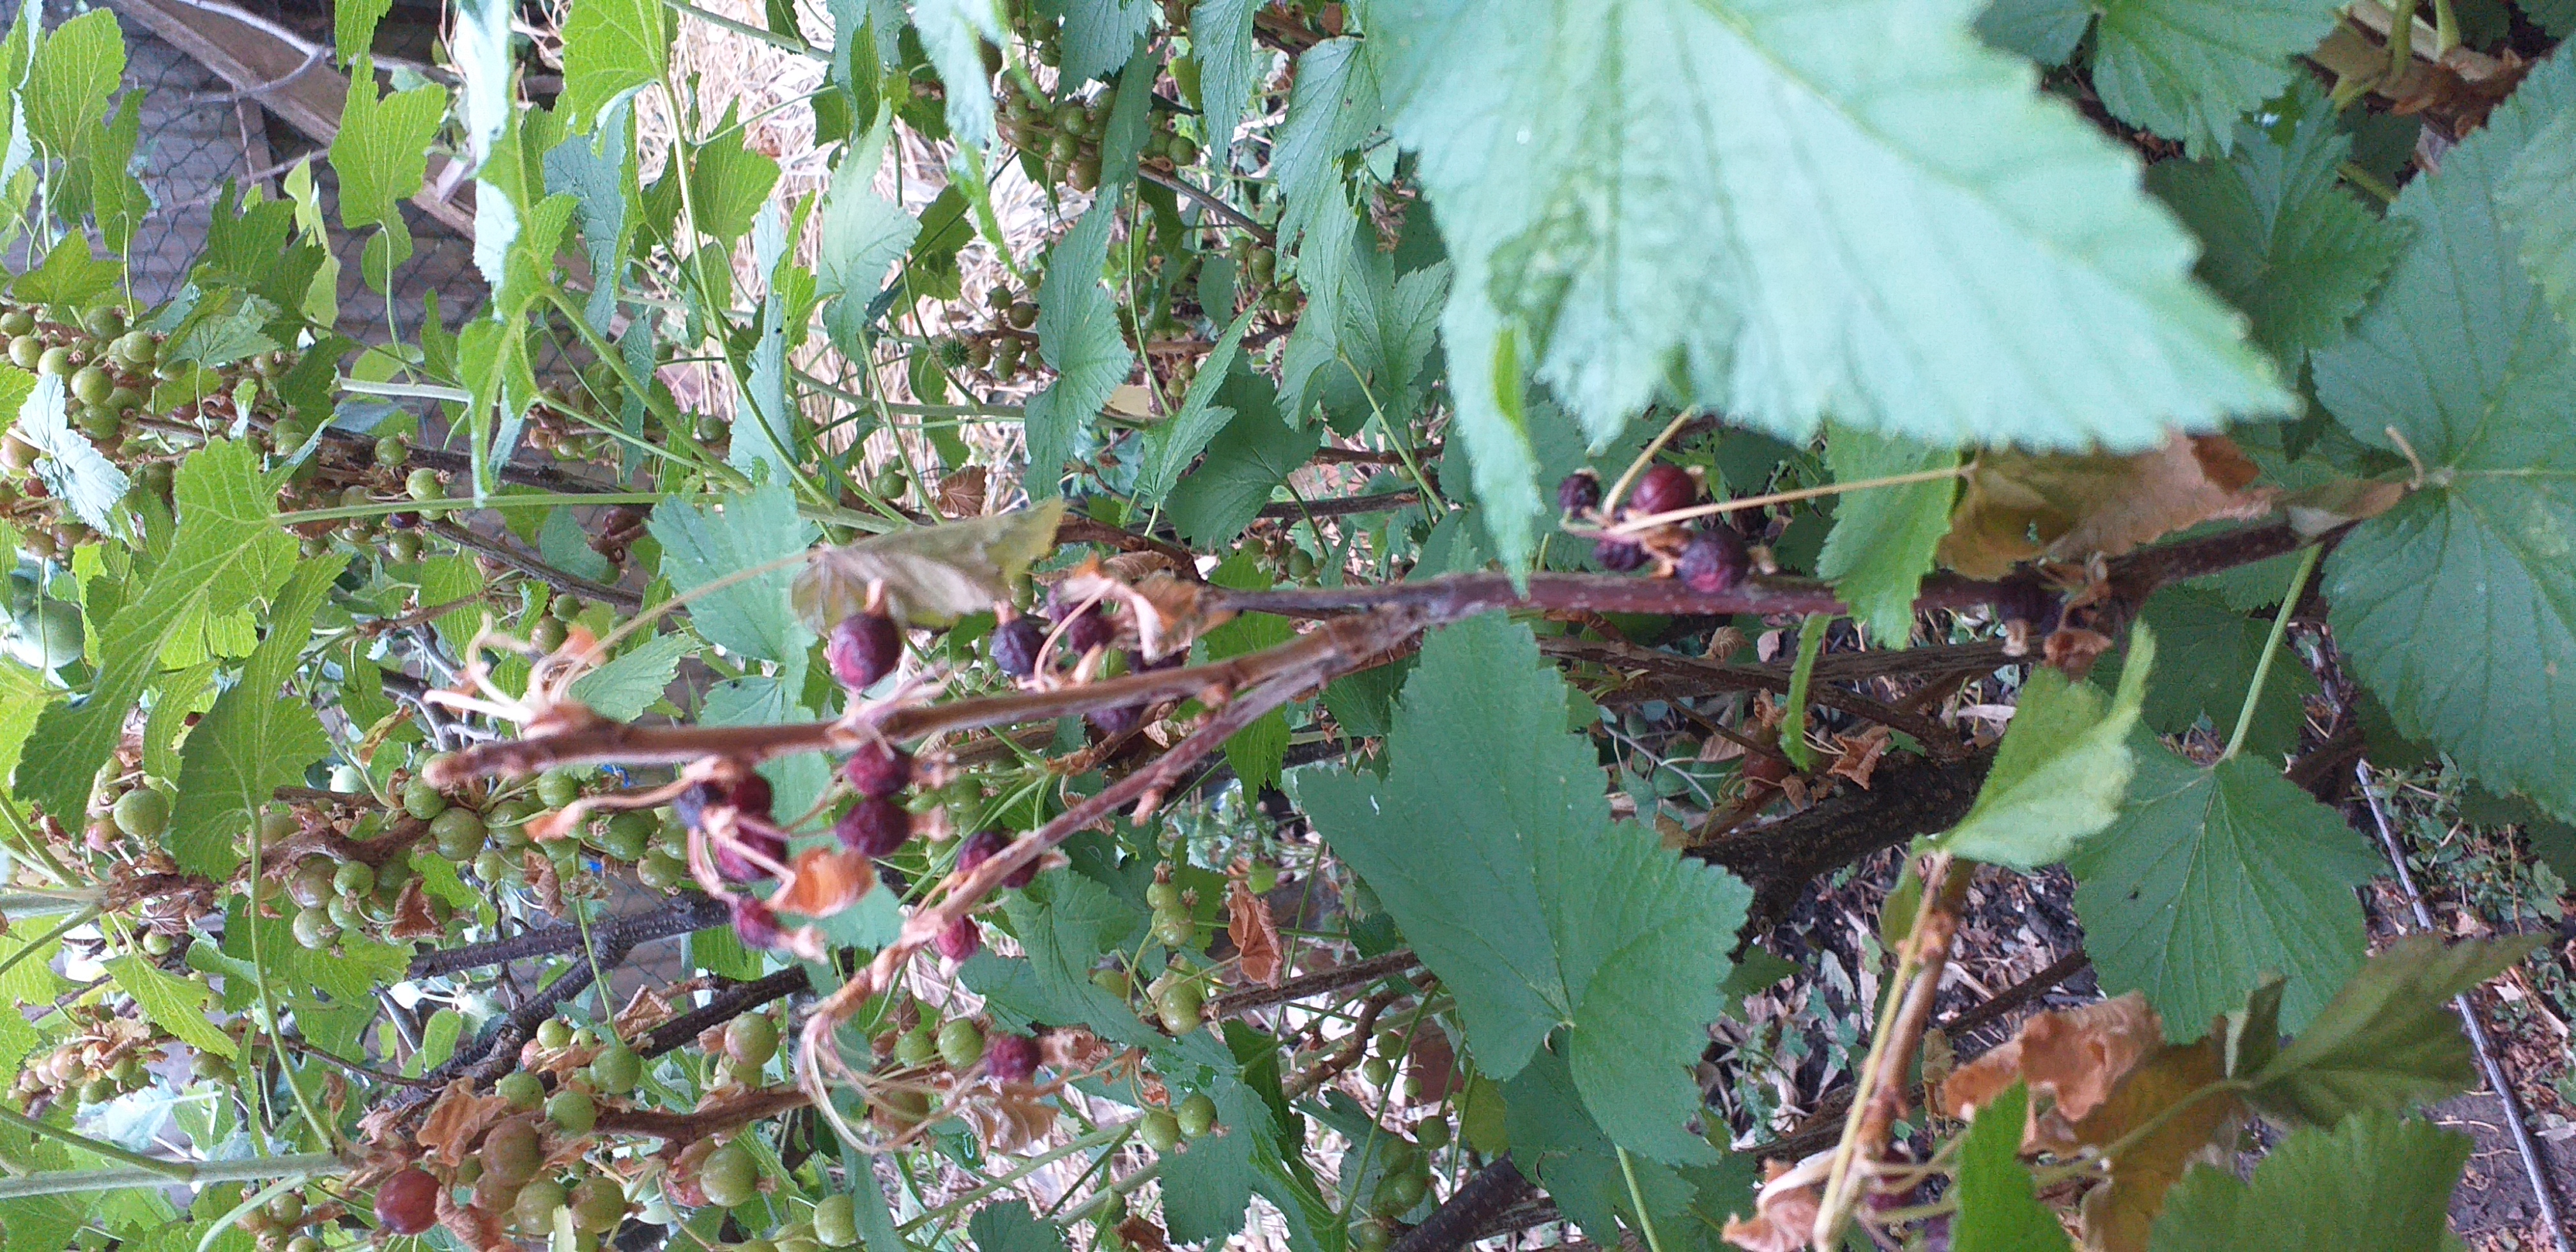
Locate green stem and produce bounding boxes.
[2221,544,2322,761]
[1616,1147,1671,1252]
[0,1153,346,1200]
[2388,0,2421,81]
[657,0,820,55]
[245,830,343,1154]
[898,1120,1136,1231]
[2338,161,2398,205]
[273,490,668,525]
[1781,613,1831,772]
[0,1106,192,1175]
[2432,0,2459,54]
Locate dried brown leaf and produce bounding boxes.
[1721,1154,1831,1252]
[1115,1217,1170,1252]
[962,1082,1059,1152]
[1054,559,1238,662]
[2068,1037,2241,1252]
[1938,436,2273,579]
[416,1081,513,1168]
[1936,993,2164,1133]
[1825,726,1893,789]
[522,850,562,916]
[768,847,880,917]
[937,466,988,517]
[1226,878,1284,986]
[387,876,443,940]
[1039,1027,1112,1073]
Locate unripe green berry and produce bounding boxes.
[936,1018,985,1069]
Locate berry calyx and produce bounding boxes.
[985,1031,1039,1083]
[826,613,902,691]
[834,797,911,857]
[990,616,1046,677]
[1676,526,1749,594]
[842,742,912,798]
[374,1168,441,1235]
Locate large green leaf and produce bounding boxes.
[1498,1046,1758,1251]
[169,555,345,878]
[1294,613,1751,1162]
[1814,425,1959,647]
[1953,1084,2073,1252]
[1022,201,1135,498]
[2310,54,2576,819]
[104,956,237,1060]
[2501,99,2576,340]
[1058,0,1156,82]
[1168,365,1322,546]
[2072,748,2380,1041]
[2114,586,2319,760]
[7,372,128,533]
[962,871,1153,1047]
[330,57,448,270]
[1370,0,2289,565]
[1936,630,2153,869]
[649,482,818,678]
[568,632,691,721]
[914,0,1004,148]
[24,9,121,157]
[2089,0,2349,156]
[2249,935,2537,1126]
[2147,82,2409,368]
[1187,0,1264,167]
[1137,308,1257,510]
[2145,1112,2467,1252]
[557,0,667,128]
[13,442,293,829]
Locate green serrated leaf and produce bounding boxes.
[1815,425,1959,648]
[794,500,1064,629]
[2250,935,2539,1126]
[14,442,293,832]
[2089,0,2349,157]
[1169,367,1321,547]
[914,0,1004,148]
[568,631,691,721]
[2113,586,2319,759]
[1159,1076,1278,1242]
[24,9,121,157]
[104,956,237,1059]
[7,372,128,534]
[336,0,390,65]
[2147,81,2409,368]
[965,1203,1063,1252]
[2073,747,2381,1041]
[2145,1111,2467,1251]
[1373,0,2289,567]
[650,482,818,673]
[1023,200,1135,498]
[686,112,781,243]
[1954,1084,2073,1252]
[1295,613,1750,1163]
[9,236,122,307]
[330,57,447,271]
[962,871,1154,1047]
[2502,98,2576,350]
[1936,629,2153,869]
[1187,0,1262,167]
[1138,308,1258,510]
[168,555,343,877]
[558,0,667,128]
[2310,54,2576,820]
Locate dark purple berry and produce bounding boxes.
[986,1032,1039,1083]
[1087,703,1144,738]
[1057,605,1113,655]
[1627,463,1697,519]
[387,510,420,530]
[1129,648,1184,673]
[1676,527,1749,595]
[1593,539,1646,572]
[729,774,775,823]
[732,897,783,949]
[843,742,912,798]
[958,828,1037,889]
[1556,470,1602,515]
[714,828,787,882]
[933,915,982,961]
[834,797,911,857]
[673,781,721,832]
[374,1168,441,1235]
[991,616,1046,677]
[827,613,902,691]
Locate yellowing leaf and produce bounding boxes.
[1939,436,2271,579]
[1935,628,2153,870]
[795,500,1068,629]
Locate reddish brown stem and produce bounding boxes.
[593,1085,812,1143]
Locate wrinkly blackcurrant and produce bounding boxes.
[958,828,1038,889]
[826,612,901,691]
[990,616,1046,677]
[1676,526,1749,594]
[1556,469,1602,515]
[985,1031,1039,1083]
[933,915,982,961]
[842,742,911,798]
[834,797,911,857]
[1627,463,1697,518]
[1593,539,1646,572]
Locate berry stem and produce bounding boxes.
[1598,408,1702,520]
[1599,462,1971,536]
[2221,542,2322,762]
[1616,1147,1671,1252]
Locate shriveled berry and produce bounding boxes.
[1593,539,1646,572]
[732,897,784,949]
[826,613,902,691]
[933,915,982,961]
[1088,703,1144,738]
[1627,463,1698,518]
[1556,470,1602,515]
[730,774,776,823]
[834,797,911,857]
[714,828,787,882]
[1994,570,2060,633]
[841,742,912,798]
[958,828,1038,889]
[1057,604,1113,655]
[990,616,1046,677]
[374,1168,441,1235]
[1676,526,1749,595]
[985,1032,1039,1083]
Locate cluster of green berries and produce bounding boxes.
[10,1033,160,1107]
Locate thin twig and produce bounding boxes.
[1137,167,1276,245]
[2357,761,2571,1252]
[406,894,729,979]
[424,520,643,611]
[1208,949,1419,1020]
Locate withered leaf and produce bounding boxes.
[937,466,989,517]
[388,876,443,940]
[1720,1153,1831,1252]
[962,1082,1059,1152]
[768,847,878,917]
[1825,726,1894,790]
[795,500,1068,629]
[417,1081,514,1168]
[1226,878,1284,986]
[1937,993,2164,1134]
[1938,436,2273,579]
[1054,559,1236,661]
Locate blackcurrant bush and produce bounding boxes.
[697,1143,759,1208]
[827,612,902,691]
